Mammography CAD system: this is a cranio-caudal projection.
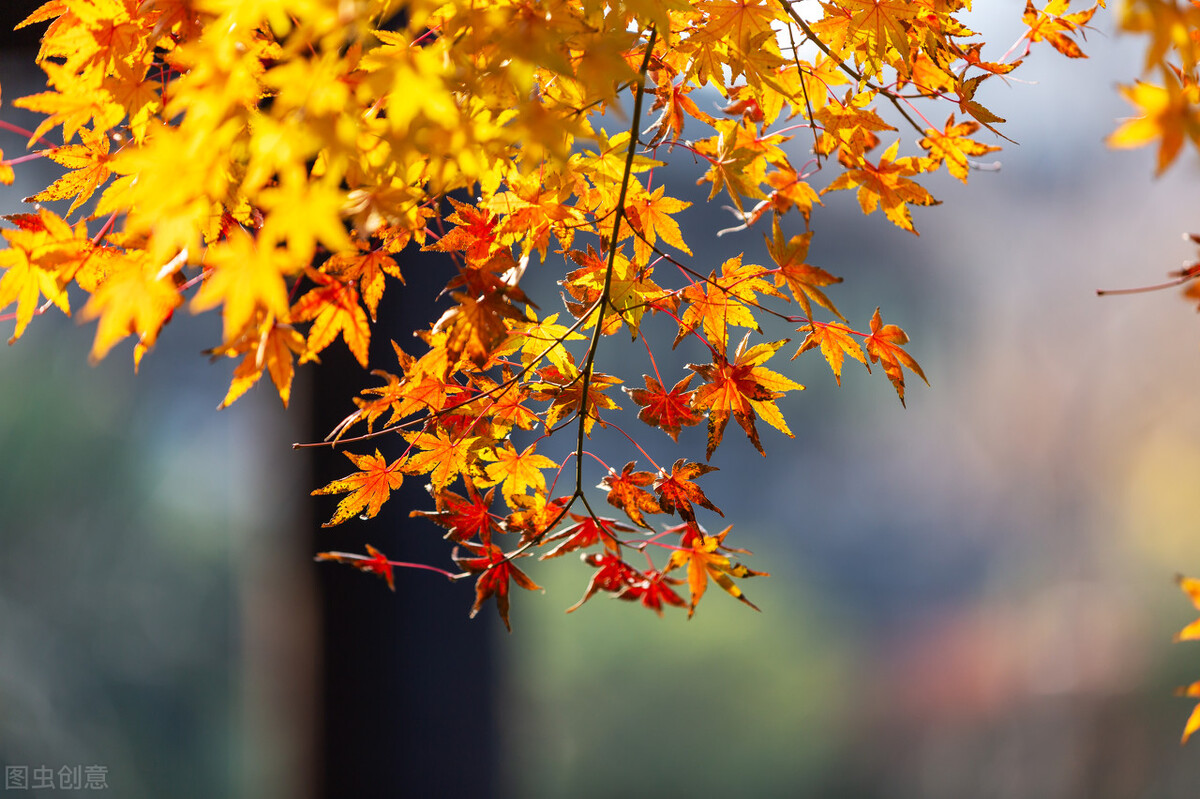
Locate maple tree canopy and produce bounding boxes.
[2,0,1199,686]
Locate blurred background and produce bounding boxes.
[4,3,1200,798]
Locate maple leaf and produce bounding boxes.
[654,459,723,525]
[528,355,622,436]
[623,182,692,266]
[814,90,897,161]
[453,542,541,631]
[644,70,716,145]
[1108,75,1200,176]
[1021,0,1100,59]
[323,243,404,322]
[620,569,688,616]
[0,209,88,343]
[794,322,869,385]
[259,175,354,265]
[688,334,803,459]
[919,115,1002,184]
[562,244,665,338]
[290,269,372,368]
[1175,575,1200,743]
[315,545,396,591]
[485,170,585,259]
[623,373,703,441]
[665,524,767,618]
[761,168,822,225]
[828,0,920,76]
[480,442,559,502]
[599,461,663,530]
[411,479,499,545]
[823,140,939,234]
[80,249,181,362]
[426,197,502,264]
[497,308,584,372]
[192,230,296,345]
[431,291,526,369]
[209,315,307,408]
[539,512,632,559]
[863,307,927,406]
[503,492,572,544]
[674,254,778,349]
[403,429,481,492]
[566,553,642,613]
[311,448,406,527]
[765,218,845,322]
[953,75,1010,139]
[28,125,112,216]
[14,61,124,143]
[467,373,539,435]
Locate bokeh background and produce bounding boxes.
[4,3,1200,797]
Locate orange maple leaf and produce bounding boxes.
[919,114,1002,184]
[654,459,723,525]
[766,218,845,322]
[863,307,927,405]
[623,182,692,265]
[1021,0,1101,59]
[291,268,372,367]
[665,524,766,618]
[822,140,939,234]
[794,321,868,385]
[311,448,406,527]
[323,243,404,321]
[1174,575,1200,743]
[403,429,480,492]
[28,125,112,216]
[688,334,803,459]
[675,254,778,350]
[599,461,663,530]
[209,315,306,408]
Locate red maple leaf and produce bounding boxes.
[453,542,541,632]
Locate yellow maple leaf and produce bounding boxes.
[1109,75,1200,175]
[675,254,778,349]
[0,209,90,342]
[480,441,559,502]
[794,322,868,385]
[209,315,307,408]
[191,229,297,344]
[80,249,181,361]
[29,125,113,216]
[822,140,939,234]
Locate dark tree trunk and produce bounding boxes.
[309,245,497,799]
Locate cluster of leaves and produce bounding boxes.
[1174,576,1200,743]
[1103,1,1200,317]
[0,0,1108,628]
